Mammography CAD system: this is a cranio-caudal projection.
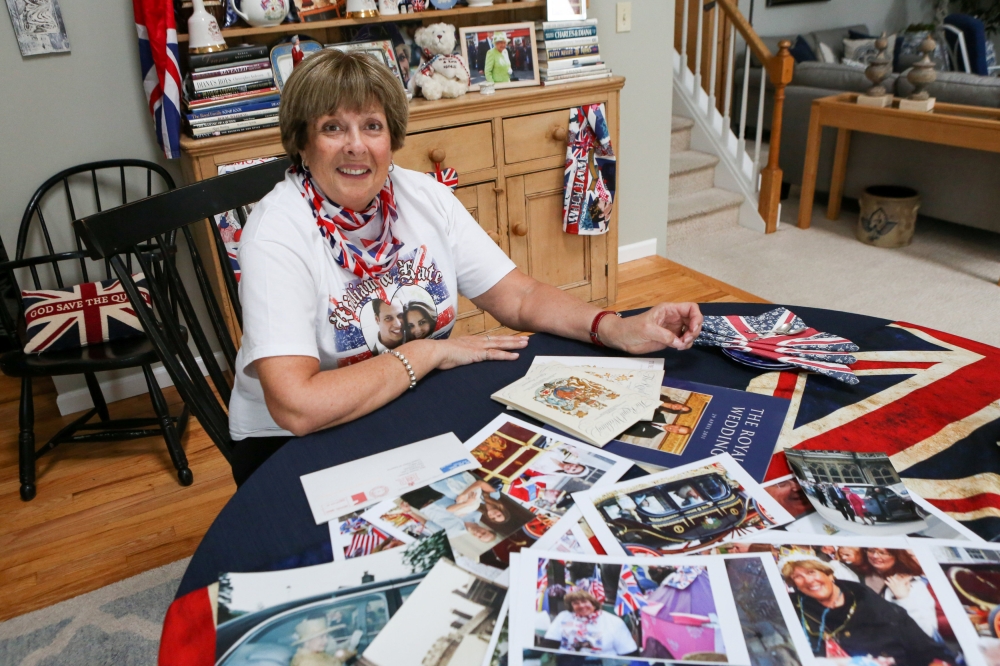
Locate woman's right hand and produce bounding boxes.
[418,334,528,370]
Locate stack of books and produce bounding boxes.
[184,44,280,139]
[536,18,611,86]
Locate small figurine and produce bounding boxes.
[291,35,304,68]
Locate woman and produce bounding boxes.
[543,590,637,656]
[845,487,876,525]
[781,557,953,666]
[228,50,703,484]
[863,548,940,638]
[837,546,868,579]
[484,32,512,84]
[403,300,435,342]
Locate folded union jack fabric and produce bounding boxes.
[696,307,860,384]
[22,274,151,354]
[563,103,616,235]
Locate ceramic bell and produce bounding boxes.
[188,0,227,53]
[230,0,289,27]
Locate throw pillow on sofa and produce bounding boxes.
[818,42,838,64]
[789,35,817,63]
[895,29,952,72]
[21,274,152,354]
[843,34,896,65]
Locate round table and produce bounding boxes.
[177,303,904,598]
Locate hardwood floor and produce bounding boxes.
[0,256,764,622]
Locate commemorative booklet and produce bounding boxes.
[606,377,790,483]
[528,356,666,413]
[573,453,794,557]
[492,362,660,447]
[360,415,633,582]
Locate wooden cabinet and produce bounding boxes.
[179,77,624,340]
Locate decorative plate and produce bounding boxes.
[721,347,795,371]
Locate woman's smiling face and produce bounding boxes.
[790,566,837,604]
[867,548,897,573]
[406,309,432,340]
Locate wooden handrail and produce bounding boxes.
[714,0,794,232]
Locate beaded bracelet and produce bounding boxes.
[389,350,417,390]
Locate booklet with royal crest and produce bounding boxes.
[491,362,659,447]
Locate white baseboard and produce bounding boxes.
[618,238,658,264]
[55,351,228,416]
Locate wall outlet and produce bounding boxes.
[616,2,631,32]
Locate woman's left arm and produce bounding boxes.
[472,269,703,354]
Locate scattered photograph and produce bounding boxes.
[5,0,70,56]
[484,595,510,666]
[361,558,507,666]
[925,542,1000,666]
[736,534,967,666]
[721,554,811,666]
[329,508,403,561]
[214,532,453,665]
[763,475,814,520]
[785,449,929,535]
[512,552,749,664]
[269,39,324,91]
[575,454,793,557]
[458,22,540,91]
[617,384,712,455]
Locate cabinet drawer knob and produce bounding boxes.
[487,231,501,244]
[512,223,528,236]
[551,127,568,141]
[493,186,504,194]
[429,148,447,163]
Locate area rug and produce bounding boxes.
[0,558,187,665]
[666,194,1000,348]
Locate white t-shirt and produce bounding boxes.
[229,167,516,439]
[543,610,638,655]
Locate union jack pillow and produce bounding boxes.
[21,274,152,354]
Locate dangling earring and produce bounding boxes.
[388,162,395,173]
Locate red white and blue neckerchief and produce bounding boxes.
[290,166,404,279]
[132,0,182,159]
[563,103,616,235]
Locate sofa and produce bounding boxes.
[734,24,1000,234]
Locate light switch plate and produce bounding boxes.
[616,2,631,32]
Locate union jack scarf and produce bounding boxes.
[290,166,404,279]
[563,103,616,235]
[132,0,182,159]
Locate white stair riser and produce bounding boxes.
[671,127,692,153]
[670,165,716,198]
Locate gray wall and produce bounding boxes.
[590,1,674,256]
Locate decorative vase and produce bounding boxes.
[346,0,378,18]
[230,0,288,27]
[857,185,920,248]
[188,0,227,54]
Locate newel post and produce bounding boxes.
[759,40,794,233]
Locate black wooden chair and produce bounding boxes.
[72,158,291,469]
[0,160,191,501]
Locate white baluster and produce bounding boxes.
[708,2,720,115]
[681,0,690,77]
[723,24,736,139]
[737,45,751,169]
[695,0,704,95]
[753,58,767,192]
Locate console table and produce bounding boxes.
[179,77,625,343]
[798,93,1000,285]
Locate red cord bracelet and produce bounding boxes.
[590,310,621,346]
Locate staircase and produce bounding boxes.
[668,116,745,238]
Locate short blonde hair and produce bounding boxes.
[781,558,833,583]
[279,49,409,167]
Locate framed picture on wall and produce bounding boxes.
[765,0,830,6]
[458,22,540,92]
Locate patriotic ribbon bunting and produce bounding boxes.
[696,307,861,384]
[291,166,404,279]
[133,0,182,159]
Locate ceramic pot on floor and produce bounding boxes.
[857,185,920,248]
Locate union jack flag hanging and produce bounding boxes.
[750,321,1000,540]
[133,0,183,159]
[614,565,648,616]
[22,275,152,354]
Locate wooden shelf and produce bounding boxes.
[177,1,544,43]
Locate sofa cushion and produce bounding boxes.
[895,70,1000,107]
[793,61,891,93]
[789,35,818,63]
[810,25,870,61]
